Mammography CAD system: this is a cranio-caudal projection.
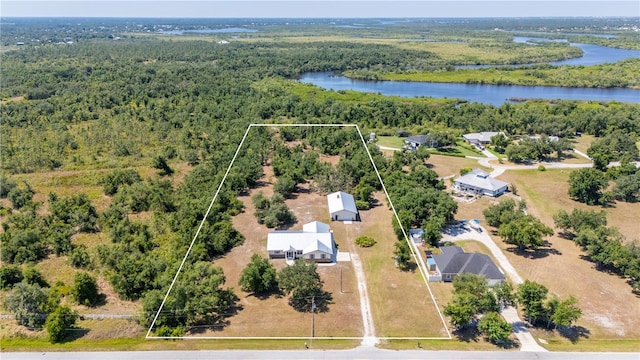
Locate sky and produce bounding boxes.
[2,0,639,18]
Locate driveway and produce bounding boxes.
[440,223,547,352]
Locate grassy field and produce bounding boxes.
[349,192,449,338]
[253,78,457,106]
[376,136,405,149]
[426,154,491,180]
[448,169,640,351]
[489,169,640,344]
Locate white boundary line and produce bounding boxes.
[145,125,253,338]
[355,127,452,340]
[146,123,451,340]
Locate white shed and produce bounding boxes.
[327,191,359,221]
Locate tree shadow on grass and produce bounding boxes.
[249,288,283,301]
[506,244,562,259]
[189,303,244,334]
[59,328,90,343]
[289,290,333,313]
[493,337,520,349]
[90,293,108,307]
[452,325,479,343]
[558,325,590,343]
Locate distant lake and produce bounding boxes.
[299,72,640,106]
[159,28,258,35]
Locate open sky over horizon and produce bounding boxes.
[2,1,639,18]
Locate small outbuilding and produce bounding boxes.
[327,191,359,221]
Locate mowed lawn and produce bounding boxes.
[426,154,491,179]
[346,192,449,338]
[489,169,640,341]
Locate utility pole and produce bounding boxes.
[311,296,316,339]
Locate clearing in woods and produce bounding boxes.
[146,124,450,341]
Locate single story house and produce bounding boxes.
[463,131,501,145]
[431,246,505,286]
[453,168,508,197]
[404,134,438,149]
[528,135,559,142]
[267,221,335,263]
[327,191,359,221]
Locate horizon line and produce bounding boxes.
[3,15,639,19]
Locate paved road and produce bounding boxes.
[3,349,638,360]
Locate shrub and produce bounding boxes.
[355,236,377,247]
[0,265,23,289]
[538,165,546,171]
[69,245,91,268]
[355,199,370,210]
[460,167,473,176]
[72,272,100,307]
[45,305,78,343]
[23,267,48,287]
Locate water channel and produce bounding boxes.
[299,37,640,106]
[299,72,640,107]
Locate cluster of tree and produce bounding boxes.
[505,136,573,163]
[252,192,296,229]
[443,274,582,345]
[586,131,639,171]
[1,185,98,264]
[140,261,238,337]
[277,259,332,312]
[567,168,610,206]
[386,157,457,247]
[0,265,48,290]
[443,274,515,344]
[2,34,638,177]
[554,208,640,292]
[568,136,638,206]
[1,266,102,342]
[517,280,582,329]
[483,199,554,251]
[0,176,36,210]
[238,255,331,312]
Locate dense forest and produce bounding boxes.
[1,17,639,339]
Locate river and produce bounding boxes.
[299,72,640,106]
[300,36,640,106]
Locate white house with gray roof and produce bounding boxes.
[267,221,335,263]
[327,191,359,221]
[463,131,502,145]
[453,169,508,197]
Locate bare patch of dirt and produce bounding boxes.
[319,154,341,166]
[195,165,362,337]
[0,96,24,104]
